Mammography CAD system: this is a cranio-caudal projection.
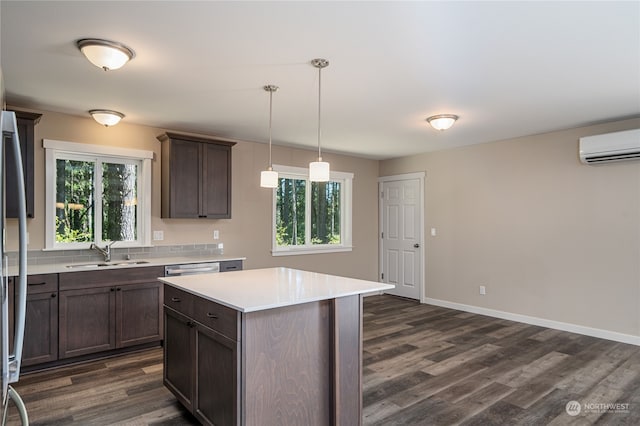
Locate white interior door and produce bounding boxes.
[379,174,424,300]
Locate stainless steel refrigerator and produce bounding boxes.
[0,91,29,422]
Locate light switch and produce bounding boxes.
[213,230,219,240]
[153,230,164,241]
[431,228,437,237]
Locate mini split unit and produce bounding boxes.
[579,128,640,164]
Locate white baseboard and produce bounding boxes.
[423,297,640,347]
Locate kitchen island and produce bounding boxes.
[159,267,393,426]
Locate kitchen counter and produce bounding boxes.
[8,255,246,276]
[159,266,393,312]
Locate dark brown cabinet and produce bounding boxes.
[164,307,195,412]
[58,286,115,359]
[5,110,42,218]
[158,132,235,219]
[59,266,164,359]
[220,260,243,272]
[164,286,239,426]
[22,274,58,366]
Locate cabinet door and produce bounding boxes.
[59,287,116,359]
[195,324,239,426]
[164,307,195,412]
[116,281,162,348]
[6,111,40,218]
[22,291,58,366]
[201,143,232,218]
[168,139,201,218]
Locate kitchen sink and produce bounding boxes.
[66,263,110,269]
[66,260,150,269]
[110,260,150,266]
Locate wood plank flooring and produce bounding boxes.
[6,294,640,425]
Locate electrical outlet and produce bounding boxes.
[479,285,486,295]
[213,230,219,240]
[153,230,164,241]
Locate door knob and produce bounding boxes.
[414,243,420,248]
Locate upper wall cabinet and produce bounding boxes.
[158,133,236,219]
[5,111,42,218]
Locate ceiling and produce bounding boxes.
[1,1,639,160]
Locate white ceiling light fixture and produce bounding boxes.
[309,58,330,182]
[426,114,459,131]
[89,109,125,127]
[77,38,135,71]
[260,84,279,188]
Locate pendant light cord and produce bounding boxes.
[269,89,273,169]
[317,65,322,160]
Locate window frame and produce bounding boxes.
[271,164,353,256]
[44,139,153,250]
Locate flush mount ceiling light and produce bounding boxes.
[260,85,279,188]
[426,114,459,131]
[89,109,124,127]
[77,38,135,71]
[309,58,330,182]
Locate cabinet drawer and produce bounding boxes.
[193,298,238,341]
[164,285,194,318]
[27,274,58,295]
[220,260,242,272]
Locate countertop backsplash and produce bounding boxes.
[6,243,225,267]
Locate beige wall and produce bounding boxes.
[7,106,380,281]
[380,118,640,337]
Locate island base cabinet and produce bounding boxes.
[195,325,238,426]
[163,308,195,412]
[164,306,239,426]
[163,283,364,426]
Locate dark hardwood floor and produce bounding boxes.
[6,294,640,425]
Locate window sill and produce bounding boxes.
[271,246,353,257]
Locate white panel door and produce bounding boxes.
[380,178,422,300]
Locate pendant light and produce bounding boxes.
[260,85,279,188]
[309,58,330,182]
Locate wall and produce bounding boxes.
[7,106,380,281]
[380,118,640,339]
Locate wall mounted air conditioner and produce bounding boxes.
[579,128,640,164]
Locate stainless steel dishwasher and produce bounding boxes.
[164,262,220,277]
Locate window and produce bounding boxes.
[272,165,353,256]
[44,139,152,249]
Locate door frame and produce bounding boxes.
[378,172,426,302]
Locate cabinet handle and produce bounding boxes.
[226,266,238,270]
[171,297,181,302]
[116,287,121,291]
[29,282,47,286]
[51,293,56,298]
[110,288,115,292]
[186,321,195,328]
[206,313,218,319]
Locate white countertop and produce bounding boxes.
[159,267,394,313]
[9,255,246,276]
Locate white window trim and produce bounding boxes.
[271,164,353,256]
[43,139,153,250]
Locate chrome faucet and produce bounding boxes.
[90,241,116,262]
